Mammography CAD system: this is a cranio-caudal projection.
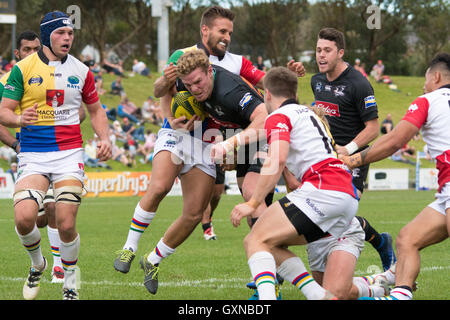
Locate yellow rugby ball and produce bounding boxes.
[171,91,206,121]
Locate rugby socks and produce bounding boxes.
[277,256,327,300]
[47,226,63,269]
[353,277,385,298]
[60,234,80,289]
[356,216,382,249]
[147,238,175,266]
[16,225,45,269]
[248,251,277,300]
[390,286,413,300]
[124,203,156,252]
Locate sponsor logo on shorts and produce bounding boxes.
[306,198,324,217]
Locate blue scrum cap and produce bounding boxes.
[40,11,74,50]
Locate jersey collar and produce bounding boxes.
[279,98,298,108]
[439,84,450,90]
[38,48,68,65]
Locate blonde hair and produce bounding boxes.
[177,49,210,77]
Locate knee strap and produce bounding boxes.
[13,189,45,210]
[54,177,83,205]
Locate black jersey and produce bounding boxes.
[311,64,378,146]
[204,65,264,129]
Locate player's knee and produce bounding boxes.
[396,225,418,251]
[148,180,172,200]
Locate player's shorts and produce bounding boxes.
[236,141,267,178]
[351,163,369,194]
[215,164,225,184]
[428,182,450,216]
[153,128,216,179]
[16,148,85,184]
[283,182,359,239]
[307,217,365,273]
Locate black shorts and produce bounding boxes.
[351,163,369,194]
[215,164,225,185]
[278,197,328,243]
[236,141,267,178]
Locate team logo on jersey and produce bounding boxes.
[408,103,419,113]
[239,92,253,109]
[28,75,43,86]
[333,85,346,97]
[275,122,289,132]
[67,75,81,89]
[315,100,340,117]
[364,95,377,108]
[315,82,323,92]
[46,89,65,107]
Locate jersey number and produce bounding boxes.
[310,116,333,154]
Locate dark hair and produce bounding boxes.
[200,6,235,30]
[264,67,298,99]
[429,53,450,73]
[17,30,40,49]
[318,28,345,51]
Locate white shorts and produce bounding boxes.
[16,148,85,184]
[307,217,365,272]
[153,128,216,178]
[428,182,450,216]
[286,182,359,238]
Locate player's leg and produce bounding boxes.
[321,250,357,300]
[245,200,333,300]
[141,166,214,294]
[114,150,182,273]
[389,206,447,300]
[353,164,396,271]
[53,176,84,300]
[43,188,64,283]
[202,165,224,240]
[14,174,49,300]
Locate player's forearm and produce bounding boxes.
[0,107,21,128]
[88,103,110,141]
[351,120,379,148]
[0,125,17,147]
[153,76,172,98]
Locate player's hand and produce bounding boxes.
[287,60,306,77]
[231,202,255,227]
[171,114,200,131]
[19,103,39,126]
[96,139,112,161]
[163,63,177,84]
[335,144,350,157]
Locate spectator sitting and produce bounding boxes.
[83,138,112,169]
[102,51,124,76]
[380,113,394,134]
[0,145,17,163]
[142,96,163,124]
[121,116,145,142]
[132,59,150,77]
[137,129,157,163]
[95,70,106,95]
[112,144,132,167]
[354,58,368,78]
[102,103,117,121]
[6,162,18,182]
[117,97,141,124]
[391,149,415,165]
[111,76,125,96]
[370,59,385,82]
[254,56,266,72]
[112,120,127,142]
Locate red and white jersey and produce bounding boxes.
[209,52,264,86]
[402,85,450,191]
[265,100,357,198]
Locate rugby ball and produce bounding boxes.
[171,91,206,121]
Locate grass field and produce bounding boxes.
[0,190,448,300]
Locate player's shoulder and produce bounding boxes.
[0,70,11,84]
[311,72,326,83]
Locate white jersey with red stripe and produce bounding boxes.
[264,100,357,198]
[402,85,450,191]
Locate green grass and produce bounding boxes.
[0,190,448,300]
